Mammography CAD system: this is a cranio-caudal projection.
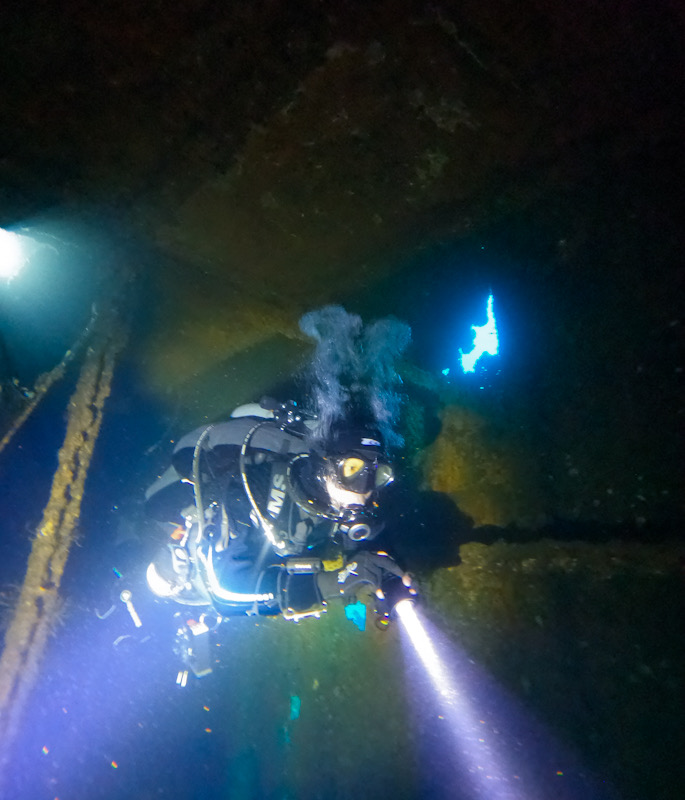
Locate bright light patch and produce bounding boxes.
[460,294,499,373]
[0,228,26,280]
[397,603,614,800]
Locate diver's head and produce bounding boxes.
[288,423,395,541]
[311,424,394,540]
[321,424,394,496]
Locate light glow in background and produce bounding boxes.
[460,294,499,373]
[0,228,32,280]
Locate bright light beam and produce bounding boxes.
[460,293,499,373]
[396,600,520,799]
[395,601,454,701]
[396,601,618,800]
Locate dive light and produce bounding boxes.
[374,574,418,629]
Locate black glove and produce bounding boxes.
[317,551,411,602]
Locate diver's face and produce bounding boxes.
[322,451,395,509]
[323,472,372,510]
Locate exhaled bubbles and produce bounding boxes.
[299,305,411,446]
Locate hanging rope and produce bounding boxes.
[0,311,126,777]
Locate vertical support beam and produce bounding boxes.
[0,315,126,780]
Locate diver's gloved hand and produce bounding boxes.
[317,551,415,602]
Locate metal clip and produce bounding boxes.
[120,589,142,628]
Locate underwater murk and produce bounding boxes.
[0,3,682,799]
[0,217,681,800]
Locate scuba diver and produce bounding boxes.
[113,306,417,681]
[141,398,416,678]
